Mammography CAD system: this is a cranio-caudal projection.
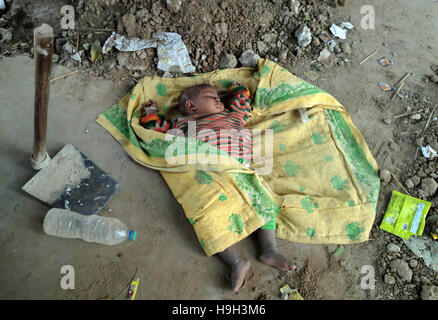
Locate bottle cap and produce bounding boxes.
[128,230,137,241]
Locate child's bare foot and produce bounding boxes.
[259,250,296,272]
[231,258,251,293]
[256,228,296,272]
[217,244,251,293]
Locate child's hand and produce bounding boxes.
[142,100,158,116]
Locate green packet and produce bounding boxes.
[380,190,432,240]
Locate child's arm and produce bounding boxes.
[140,100,178,133]
[226,82,251,121]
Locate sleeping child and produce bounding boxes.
[140,82,296,293]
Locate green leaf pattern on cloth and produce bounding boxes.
[195,171,212,184]
[227,213,245,234]
[325,109,379,210]
[346,222,365,241]
[269,120,286,133]
[233,173,281,219]
[254,82,325,109]
[284,161,301,177]
[156,82,167,96]
[301,196,319,213]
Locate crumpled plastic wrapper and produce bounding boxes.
[102,31,195,73]
[330,23,347,40]
[421,145,438,159]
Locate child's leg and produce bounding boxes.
[257,219,296,272]
[217,243,251,293]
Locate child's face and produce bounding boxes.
[188,87,224,114]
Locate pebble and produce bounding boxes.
[379,169,392,183]
[341,42,352,55]
[288,0,300,15]
[279,49,288,62]
[166,0,182,13]
[421,276,431,285]
[386,243,401,253]
[311,37,320,47]
[404,178,414,189]
[390,259,413,282]
[384,274,396,285]
[256,41,267,53]
[238,50,260,68]
[410,114,421,120]
[261,33,277,43]
[383,118,392,125]
[218,54,237,69]
[409,259,418,268]
[411,175,421,186]
[421,178,437,196]
[317,48,331,63]
[421,285,438,300]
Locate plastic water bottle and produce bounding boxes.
[43,208,137,245]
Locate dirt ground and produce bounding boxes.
[0,0,437,300]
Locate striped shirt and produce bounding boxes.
[141,84,253,161]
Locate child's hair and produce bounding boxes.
[178,84,214,115]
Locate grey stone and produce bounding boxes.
[279,49,288,62]
[317,48,331,63]
[218,54,237,69]
[411,175,421,186]
[430,139,438,152]
[295,25,312,47]
[261,33,277,43]
[379,169,392,183]
[409,259,418,268]
[341,42,352,55]
[389,259,413,282]
[421,178,437,196]
[384,274,396,285]
[405,178,414,189]
[214,22,228,35]
[311,37,321,47]
[0,27,12,43]
[288,0,300,15]
[238,50,260,68]
[421,285,438,300]
[256,41,267,53]
[383,118,392,125]
[420,276,431,285]
[387,243,401,253]
[166,0,182,13]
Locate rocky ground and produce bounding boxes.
[1,0,437,300]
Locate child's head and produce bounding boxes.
[179,84,224,116]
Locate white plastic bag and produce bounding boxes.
[102,31,195,73]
